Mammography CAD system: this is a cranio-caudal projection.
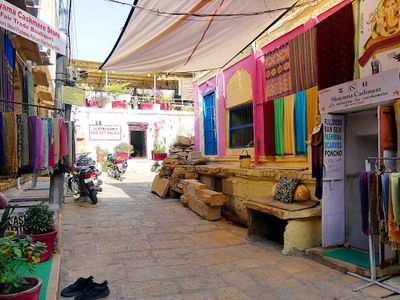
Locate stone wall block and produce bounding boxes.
[195,189,226,207]
[188,196,221,221]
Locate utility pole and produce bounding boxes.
[49,0,70,205]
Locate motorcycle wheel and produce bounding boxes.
[68,177,80,199]
[88,189,98,204]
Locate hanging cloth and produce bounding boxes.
[0,112,18,177]
[28,116,40,171]
[47,119,54,168]
[274,98,284,156]
[311,124,323,199]
[283,95,295,155]
[41,119,49,170]
[388,173,400,249]
[393,101,400,169]
[392,173,400,226]
[306,86,319,139]
[0,113,5,166]
[66,122,73,168]
[20,114,30,168]
[382,173,390,233]
[53,118,60,164]
[368,172,380,235]
[4,34,15,109]
[22,61,35,115]
[59,118,68,159]
[16,114,22,168]
[263,101,275,156]
[359,171,369,235]
[37,118,43,170]
[294,91,307,155]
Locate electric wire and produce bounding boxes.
[102,0,320,18]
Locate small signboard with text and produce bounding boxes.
[89,125,121,141]
[322,114,344,180]
[62,86,85,106]
[319,68,400,114]
[0,0,66,55]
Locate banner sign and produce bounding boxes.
[89,125,121,141]
[0,0,66,55]
[62,86,85,106]
[319,68,400,113]
[356,0,400,78]
[322,114,344,180]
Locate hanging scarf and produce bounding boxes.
[28,116,42,171]
[16,114,22,168]
[294,91,307,155]
[388,173,400,249]
[0,112,18,177]
[390,173,400,226]
[47,119,54,168]
[283,95,295,155]
[53,118,60,164]
[59,118,68,159]
[0,113,4,166]
[20,114,30,167]
[274,98,284,156]
[264,101,275,156]
[306,86,319,140]
[66,122,73,168]
[359,171,369,235]
[382,173,390,233]
[41,119,49,171]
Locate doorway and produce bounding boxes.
[130,131,146,158]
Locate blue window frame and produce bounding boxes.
[202,90,217,155]
[229,103,253,148]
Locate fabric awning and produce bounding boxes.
[101,0,298,73]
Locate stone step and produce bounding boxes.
[187,195,221,221]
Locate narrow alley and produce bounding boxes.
[60,172,394,300]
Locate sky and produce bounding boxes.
[73,0,131,62]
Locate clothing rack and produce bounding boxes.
[347,156,400,294]
[0,99,64,113]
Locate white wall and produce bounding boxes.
[72,107,194,160]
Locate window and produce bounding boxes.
[229,103,253,148]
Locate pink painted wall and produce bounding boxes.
[193,84,200,151]
[216,72,226,156]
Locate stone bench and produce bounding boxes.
[244,198,321,254]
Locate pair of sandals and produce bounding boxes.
[61,276,110,299]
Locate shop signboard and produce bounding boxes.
[62,86,85,106]
[89,125,121,141]
[356,0,400,78]
[0,0,66,55]
[319,68,400,114]
[323,115,344,180]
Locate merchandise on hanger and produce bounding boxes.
[306,86,319,138]
[311,124,323,199]
[0,112,18,177]
[359,171,369,235]
[274,98,284,156]
[0,113,4,166]
[294,91,307,155]
[283,94,295,155]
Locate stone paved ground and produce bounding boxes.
[60,171,400,300]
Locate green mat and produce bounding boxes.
[323,247,378,269]
[18,256,53,300]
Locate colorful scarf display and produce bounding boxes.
[59,118,68,159]
[274,98,284,156]
[263,101,275,156]
[20,114,29,168]
[294,91,307,155]
[265,43,292,101]
[283,95,295,155]
[41,119,49,170]
[0,112,18,177]
[289,28,318,93]
[306,86,319,139]
[0,113,4,166]
[316,3,354,90]
[53,118,60,164]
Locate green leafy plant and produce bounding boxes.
[150,161,161,172]
[114,142,134,153]
[153,137,166,153]
[160,95,171,103]
[0,206,16,238]
[0,234,46,295]
[24,203,55,235]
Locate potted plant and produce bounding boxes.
[114,143,133,160]
[160,95,171,111]
[20,203,57,262]
[0,233,46,300]
[152,137,168,161]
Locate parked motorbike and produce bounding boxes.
[76,152,103,192]
[68,165,99,204]
[106,154,127,181]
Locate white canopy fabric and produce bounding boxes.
[101,0,298,73]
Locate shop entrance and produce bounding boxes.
[128,123,148,158]
[345,110,378,251]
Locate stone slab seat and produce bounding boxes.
[244,198,322,255]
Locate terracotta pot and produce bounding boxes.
[152,151,167,161]
[116,152,129,160]
[161,103,169,110]
[139,103,154,110]
[112,101,126,109]
[20,230,58,262]
[0,276,42,300]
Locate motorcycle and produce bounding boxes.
[106,154,127,181]
[76,152,103,192]
[68,165,99,204]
